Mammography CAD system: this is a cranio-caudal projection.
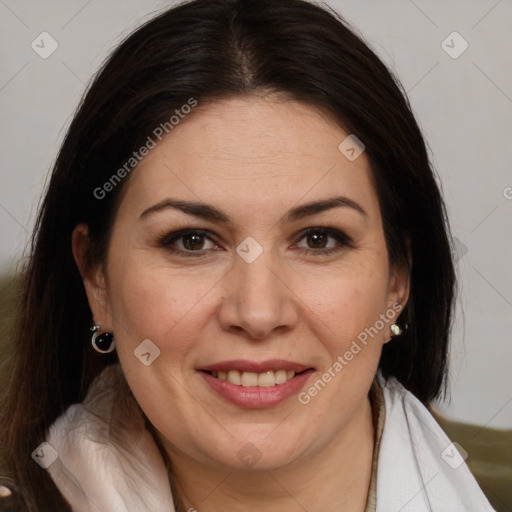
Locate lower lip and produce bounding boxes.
[198,370,314,408]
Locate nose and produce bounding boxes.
[217,250,299,340]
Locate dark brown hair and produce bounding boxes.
[0,0,455,509]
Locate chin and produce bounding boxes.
[194,433,307,472]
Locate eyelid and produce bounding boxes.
[291,226,353,256]
[158,228,220,256]
[158,226,353,257]
[294,226,353,246]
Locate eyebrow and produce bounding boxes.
[139,195,367,224]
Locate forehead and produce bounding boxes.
[120,95,380,223]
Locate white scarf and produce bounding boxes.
[45,364,495,512]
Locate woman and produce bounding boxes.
[0,0,496,510]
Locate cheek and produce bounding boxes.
[293,266,388,418]
[296,255,390,352]
[105,260,222,447]
[108,256,223,350]
[293,261,389,418]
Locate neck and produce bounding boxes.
[161,396,375,512]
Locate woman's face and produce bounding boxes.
[78,95,409,471]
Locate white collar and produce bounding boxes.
[45,364,494,512]
[375,375,495,511]
[46,364,175,511]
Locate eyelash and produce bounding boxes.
[157,227,353,258]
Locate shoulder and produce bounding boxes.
[376,375,504,512]
[431,408,512,512]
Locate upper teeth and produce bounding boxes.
[211,370,296,387]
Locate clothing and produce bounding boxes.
[364,379,386,512]
[374,375,494,511]
[44,364,495,512]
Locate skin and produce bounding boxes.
[73,94,410,511]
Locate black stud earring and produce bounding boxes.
[90,325,115,353]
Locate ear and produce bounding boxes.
[384,247,412,342]
[71,223,113,330]
[386,262,410,314]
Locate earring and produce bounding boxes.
[90,325,115,353]
[390,323,402,337]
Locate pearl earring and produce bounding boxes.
[390,323,402,337]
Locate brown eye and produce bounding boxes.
[158,229,220,257]
[294,227,352,256]
[181,233,206,250]
[306,232,328,249]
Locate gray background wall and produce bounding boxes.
[0,0,511,428]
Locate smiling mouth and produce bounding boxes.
[202,369,310,387]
